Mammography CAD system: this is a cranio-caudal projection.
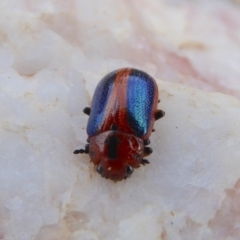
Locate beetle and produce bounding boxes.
[74,68,165,181]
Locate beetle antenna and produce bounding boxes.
[73,144,89,154]
[73,149,85,154]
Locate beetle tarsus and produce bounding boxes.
[141,159,150,165]
[144,147,152,156]
[144,139,150,145]
[83,107,91,116]
[155,110,165,120]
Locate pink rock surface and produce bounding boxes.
[0,1,240,240]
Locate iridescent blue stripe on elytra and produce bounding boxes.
[127,69,155,138]
[87,71,117,136]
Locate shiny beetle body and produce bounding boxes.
[74,68,165,181]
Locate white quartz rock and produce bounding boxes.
[0,0,240,239]
[1,0,240,97]
[1,76,240,239]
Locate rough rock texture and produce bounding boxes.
[0,0,240,240]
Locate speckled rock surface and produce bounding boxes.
[0,1,240,240]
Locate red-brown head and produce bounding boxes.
[89,131,144,181]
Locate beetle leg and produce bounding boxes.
[144,139,150,145]
[73,144,89,154]
[141,159,150,165]
[144,147,152,156]
[83,107,91,116]
[155,109,165,120]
